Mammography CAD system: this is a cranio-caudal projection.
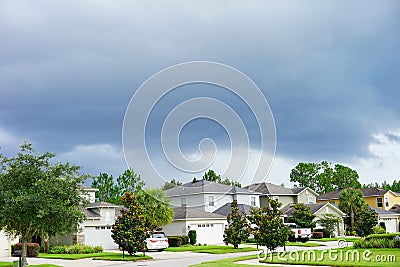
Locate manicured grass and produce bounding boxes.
[261,248,400,266]
[166,245,259,254]
[39,252,151,261]
[310,237,360,242]
[0,263,61,267]
[189,254,260,267]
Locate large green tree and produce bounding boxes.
[161,179,182,191]
[202,169,241,187]
[338,188,366,229]
[0,142,87,267]
[91,172,120,203]
[290,161,361,194]
[287,203,316,229]
[91,168,144,204]
[111,192,147,256]
[137,188,174,232]
[223,200,250,249]
[249,199,291,259]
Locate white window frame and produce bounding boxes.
[250,196,256,206]
[181,197,187,207]
[308,196,314,204]
[208,196,215,207]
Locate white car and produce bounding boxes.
[146,231,169,251]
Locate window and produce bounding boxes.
[385,197,389,207]
[208,196,215,207]
[377,198,383,207]
[250,196,256,206]
[105,211,110,222]
[308,196,314,204]
[181,197,187,207]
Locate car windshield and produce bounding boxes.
[152,233,166,238]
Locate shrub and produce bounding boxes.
[353,233,400,248]
[180,235,189,245]
[312,232,324,239]
[12,243,40,257]
[365,233,400,240]
[168,236,182,247]
[373,226,386,234]
[188,230,197,245]
[48,244,103,254]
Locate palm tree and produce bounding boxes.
[338,188,366,229]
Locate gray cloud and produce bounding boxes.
[1,0,400,180]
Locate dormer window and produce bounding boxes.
[208,196,215,207]
[181,197,187,207]
[308,196,314,204]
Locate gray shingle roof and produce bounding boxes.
[370,206,400,216]
[165,180,260,197]
[389,204,400,214]
[84,209,101,218]
[173,207,226,220]
[317,188,389,201]
[86,202,119,208]
[213,203,254,216]
[281,203,344,216]
[244,182,296,195]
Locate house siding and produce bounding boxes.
[297,189,318,204]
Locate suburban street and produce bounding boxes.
[0,241,344,267]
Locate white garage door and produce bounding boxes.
[190,223,224,244]
[381,219,398,233]
[0,232,9,257]
[84,227,119,250]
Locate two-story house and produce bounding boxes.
[317,188,400,211]
[164,179,262,212]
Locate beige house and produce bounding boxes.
[244,182,319,208]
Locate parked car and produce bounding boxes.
[146,231,169,251]
[285,223,312,243]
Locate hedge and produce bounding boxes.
[168,236,182,247]
[365,233,400,240]
[11,243,40,257]
[48,244,103,254]
[353,233,400,249]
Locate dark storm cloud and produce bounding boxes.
[1,0,400,178]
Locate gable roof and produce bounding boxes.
[86,202,119,208]
[317,188,389,201]
[213,203,254,216]
[282,203,346,217]
[370,206,400,216]
[165,180,260,197]
[84,209,101,218]
[173,207,226,220]
[244,182,315,196]
[389,204,400,214]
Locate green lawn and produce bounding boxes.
[39,252,151,261]
[261,248,399,267]
[0,263,61,267]
[165,245,259,254]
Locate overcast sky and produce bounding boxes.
[1,0,400,187]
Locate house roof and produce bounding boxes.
[281,203,346,217]
[84,209,101,218]
[165,180,260,197]
[370,207,400,216]
[173,207,226,220]
[86,202,119,208]
[389,204,400,214]
[213,203,254,216]
[244,182,312,196]
[80,185,99,191]
[317,188,389,201]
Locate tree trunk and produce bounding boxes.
[350,209,355,229]
[21,236,28,267]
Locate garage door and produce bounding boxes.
[0,232,9,257]
[381,218,398,233]
[84,227,119,250]
[190,223,224,244]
